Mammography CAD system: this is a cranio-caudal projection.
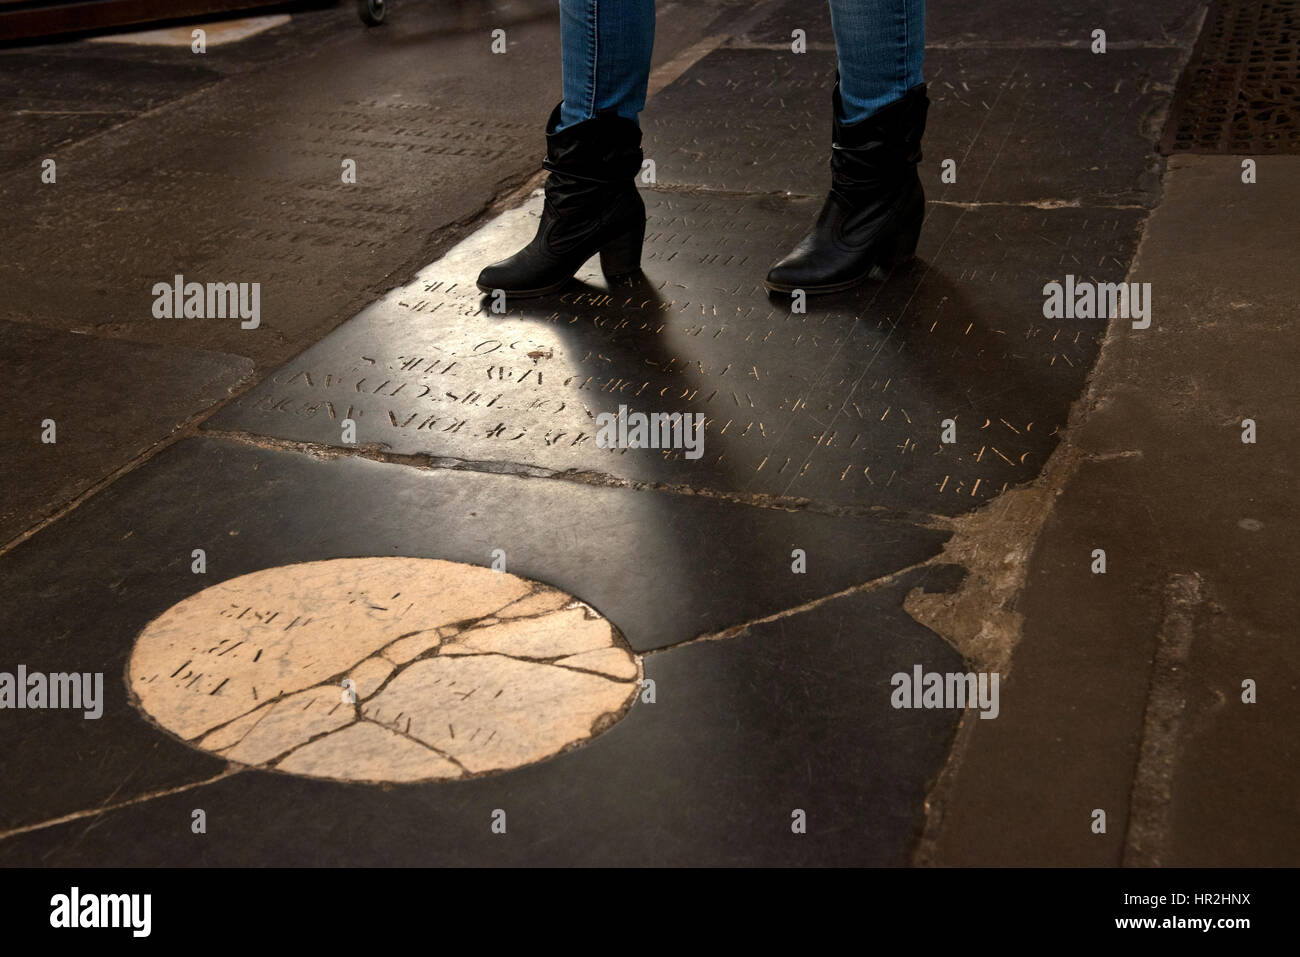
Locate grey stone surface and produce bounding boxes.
[0,321,250,545]
[0,572,962,866]
[0,0,725,374]
[929,156,1300,866]
[743,0,1205,48]
[0,435,953,833]
[643,47,1184,205]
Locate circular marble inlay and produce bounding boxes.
[128,558,639,783]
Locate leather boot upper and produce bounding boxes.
[766,82,929,292]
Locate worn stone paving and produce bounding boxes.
[0,0,733,550]
[0,435,952,839]
[642,46,1183,205]
[927,155,1300,866]
[0,0,1216,865]
[0,320,250,544]
[746,0,1205,48]
[0,0,728,372]
[2,562,961,866]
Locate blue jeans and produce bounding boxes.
[556,0,925,131]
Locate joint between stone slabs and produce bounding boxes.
[646,34,730,100]
[0,769,242,844]
[929,40,1192,51]
[635,182,823,203]
[727,40,1192,53]
[645,554,940,657]
[1121,572,1205,868]
[0,380,253,561]
[199,426,954,524]
[929,199,1148,211]
[912,707,979,866]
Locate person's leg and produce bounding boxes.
[476,1,655,297]
[765,0,929,294]
[829,0,924,123]
[558,0,656,130]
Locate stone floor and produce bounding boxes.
[0,0,1294,868]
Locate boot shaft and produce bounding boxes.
[543,104,644,182]
[832,82,928,157]
[830,83,929,199]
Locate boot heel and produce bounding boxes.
[886,212,923,266]
[599,226,644,278]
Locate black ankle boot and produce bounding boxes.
[477,104,646,298]
[765,82,929,295]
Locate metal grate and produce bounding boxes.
[1161,0,1300,154]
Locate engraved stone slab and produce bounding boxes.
[641,47,1184,205]
[209,190,1143,514]
[0,51,219,173]
[744,0,1205,48]
[0,14,555,372]
[0,0,735,371]
[129,557,639,783]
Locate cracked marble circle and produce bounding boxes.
[128,558,640,783]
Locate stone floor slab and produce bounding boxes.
[128,556,639,782]
[929,155,1300,866]
[0,573,963,866]
[0,0,725,374]
[743,0,1205,48]
[0,321,251,545]
[208,191,1142,513]
[642,46,1183,205]
[0,435,950,832]
[0,51,219,172]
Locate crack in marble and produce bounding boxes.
[264,716,361,770]
[359,716,471,777]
